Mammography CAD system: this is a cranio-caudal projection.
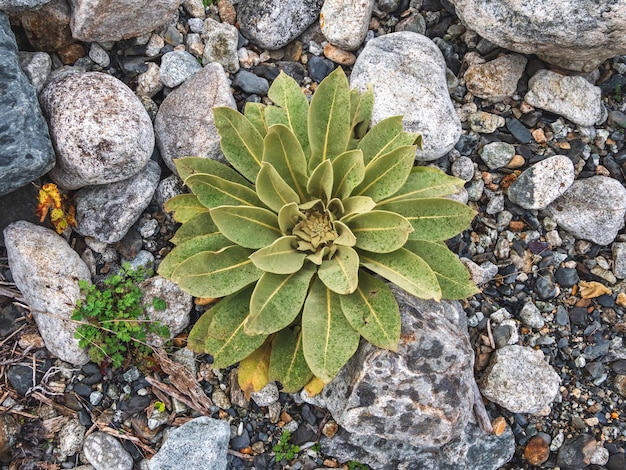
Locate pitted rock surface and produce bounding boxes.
[70,0,180,42]
[17,0,74,52]
[3,221,90,365]
[350,32,461,161]
[464,54,527,102]
[0,13,55,196]
[320,0,375,51]
[201,17,240,74]
[75,160,161,244]
[311,286,474,448]
[155,63,236,174]
[40,72,154,190]
[237,0,324,50]
[448,0,626,72]
[82,432,132,470]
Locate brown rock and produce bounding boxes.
[464,54,527,102]
[615,375,626,396]
[323,43,356,66]
[56,42,85,65]
[284,40,303,62]
[0,415,21,463]
[18,0,73,52]
[524,435,550,465]
[491,416,507,436]
[217,0,237,25]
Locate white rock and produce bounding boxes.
[4,221,90,365]
[524,70,604,127]
[251,382,279,407]
[320,0,374,51]
[136,62,163,98]
[350,32,461,161]
[464,54,527,102]
[40,72,154,190]
[159,50,202,88]
[55,419,85,461]
[83,432,132,470]
[519,302,545,329]
[202,17,240,74]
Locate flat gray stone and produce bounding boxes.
[524,70,604,127]
[148,417,230,470]
[75,160,161,244]
[4,221,90,365]
[18,51,51,94]
[613,242,626,279]
[41,72,154,190]
[159,50,202,88]
[464,54,527,103]
[201,18,239,74]
[350,32,461,161]
[544,176,626,246]
[481,345,561,414]
[507,155,575,210]
[0,13,55,196]
[237,0,324,50]
[320,0,375,51]
[70,0,180,42]
[155,63,236,174]
[478,142,515,170]
[83,432,132,470]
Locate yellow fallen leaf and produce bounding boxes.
[304,376,325,397]
[238,341,271,400]
[578,281,612,299]
[35,183,77,234]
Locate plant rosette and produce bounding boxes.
[159,67,478,395]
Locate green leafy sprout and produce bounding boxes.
[72,264,170,368]
[159,67,478,393]
[272,430,300,461]
[347,461,369,470]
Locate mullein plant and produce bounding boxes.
[159,67,478,395]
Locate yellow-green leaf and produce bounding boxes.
[238,340,272,399]
[353,145,415,202]
[308,67,351,170]
[164,194,209,223]
[210,206,281,248]
[170,212,218,245]
[171,246,262,298]
[359,248,442,301]
[341,196,377,218]
[377,166,465,206]
[340,271,400,351]
[346,210,413,253]
[266,71,310,156]
[318,246,360,294]
[307,159,333,202]
[244,102,268,137]
[278,202,305,234]
[331,149,365,199]
[333,220,357,247]
[186,173,262,208]
[175,156,252,187]
[263,124,309,201]
[213,106,264,182]
[256,162,300,213]
[207,285,255,340]
[249,236,307,274]
[246,264,316,335]
[302,278,360,383]
[404,240,479,299]
[357,116,421,165]
[187,308,216,353]
[269,327,313,393]
[382,198,476,241]
[158,233,232,279]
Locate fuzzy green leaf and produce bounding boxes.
[170,212,218,245]
[244,102,268,137]
[377,166,465,206]
[307,159,334,202]
[350,86,374,141]
[404,240,479,299]
[346,211,413,253]
[186,174,263,208]
[210,206,281,248]
[246,264,316,335]
[359,248,442,300]
[353,145,415,202]
[341,196,377,218]
[269,327,313,393]
[164,194,209,223]
[158,233,232,279]
[238,340,272,398]
[266,71,310,157]
[171,246,261,298]
[333,220,357,247]
[278,203,305,234]
[187,308,216,353]
[206,285,255,340]
[249,236,307,274]
[357,116,421,165]
[263,124,309,201]
[318,246,359,295]
[340,271,400,351]
[213,107,264,182]
[256,162,300,213]
[175,157,252,187]
[302,278,360,383]
[308,67,351,170]
[331,149,365,199]
[382,198,476,241]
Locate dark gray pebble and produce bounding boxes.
[556,434,596,470]
[611,359,626,374]
[555,306,569,326]
[120,394,152,415]
[230,430,250,450]
[0,303,23,337]
[290,423,317,446]
[584,362,604,378]
[81,372,103,385]
[7,364,38,395]
[597,294,615,307]
[535,275,557,299]
[583,340,610,361]
[506,118,532,144]
[277,61,306,83]
[307,55,335,83]
[73,382,92,397]
[607,452,626,470]
[252,64,280,81]
[555,267,579,287]
[81,363,101,375]
[232,70,270,95]
[569,308,587,326]
[455,134,479,155]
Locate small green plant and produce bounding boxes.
[72,264,170,368]
[160,67,478,394]
[346,460,369,470]
[272,430,300,461]
[202,0,213,8]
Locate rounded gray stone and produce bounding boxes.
[40,72,154,190]
[350,32,462,161]
[159,50,202,88]
[251,382,279,407]
[507,155,575,210]
[201,18,239,74]
[464,54,527,103]
[320,0,375,51]
[478,142,515,170]
[83,432,132,470]
[3,221,90,365]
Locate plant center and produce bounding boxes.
[292,208,338,253]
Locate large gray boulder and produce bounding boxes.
[4,221,90,365]
[350,32,461,161]
[448,0,626,72]
[0,13,55,196]
[40,72,154,190]
[305,287,475,448]
[0,0,52,11]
